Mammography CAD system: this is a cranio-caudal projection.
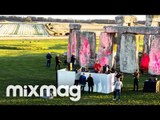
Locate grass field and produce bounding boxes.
[0,39,160,105]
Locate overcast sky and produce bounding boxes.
[1,15,146,21]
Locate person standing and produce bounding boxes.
[93,60,101,73]
[71,54,76,70]
[102,64,108,73]
[79,73,86,93]
[113,78,123,101]
[46,52,52,67]
[74,68,81,86]
[55,54,61,70]
[133,69,140,91]
[87,74,94,94]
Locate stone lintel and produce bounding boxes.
[104,26,160,35]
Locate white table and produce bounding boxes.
[57,69,115,94]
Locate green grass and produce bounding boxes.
[0,39,160,105]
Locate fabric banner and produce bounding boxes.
[111,44,117,69]
[140,53,150,71]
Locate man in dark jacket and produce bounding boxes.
[55,54,61,70]
[87,74,94,94]
[133,69,140,91]
[79,73,86,93]
[46,52,52,67]
[71,54,76,70]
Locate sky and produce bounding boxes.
[1,15,146,21]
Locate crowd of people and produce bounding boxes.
[45,53,124,99]
[46,52,62,70]
[93,60,116,74]
[74,67,94,94]
[72,60,124,97]
[45,52,159,101]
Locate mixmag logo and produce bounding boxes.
[6,85,81,102]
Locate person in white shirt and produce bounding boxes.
[74,67,82,85]
[113,78,123,101]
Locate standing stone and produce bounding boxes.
[144,15,160,54]
[115,15,137,26]
[79,31,96,68]
[145,15,160,75]
[144,15,152,54]
[115,15,137,70]
[120,34,139,73]
[67,24,81,65]
[145,15,152,26]
[148,35,160,75]
[97,32,114,68]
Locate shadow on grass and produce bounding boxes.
[0,52,68,97]
[48,44,67,50]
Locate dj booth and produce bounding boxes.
[57,69,115,94]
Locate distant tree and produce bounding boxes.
[31,17,37,21]
[24,16,32,22]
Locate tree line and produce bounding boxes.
[0,16,116,24]
[0,16,145,24]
